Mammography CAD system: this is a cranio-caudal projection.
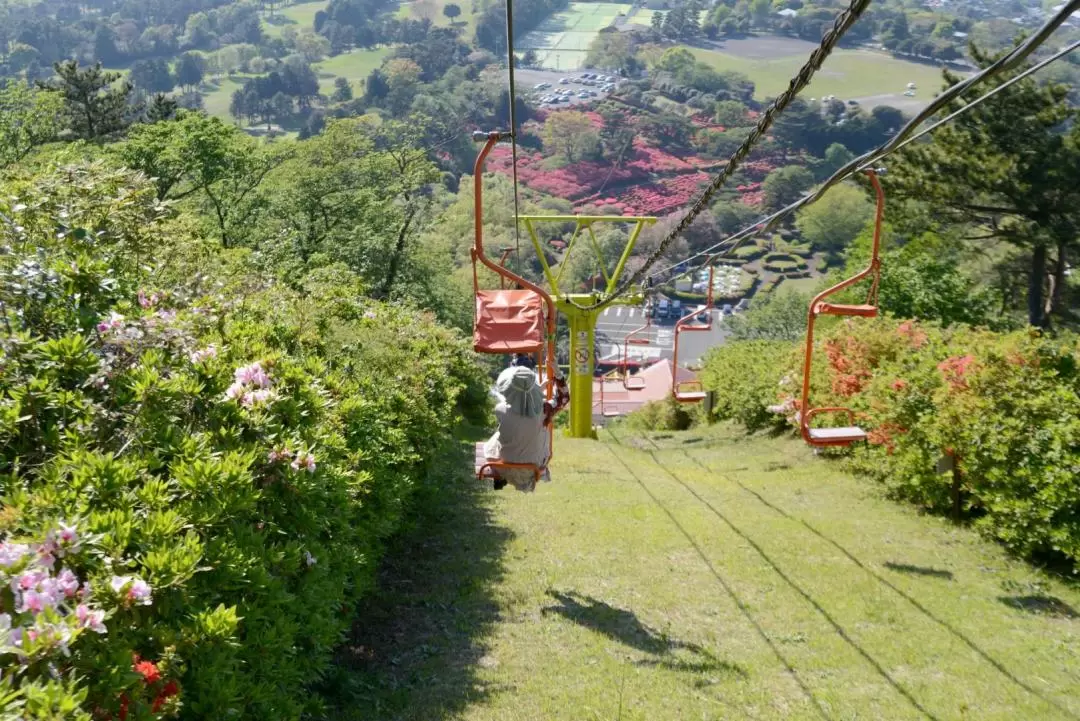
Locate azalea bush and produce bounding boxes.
[703,317,1080,565]
[0,164,488,718]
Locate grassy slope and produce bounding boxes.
[262,0,326,38]
[315,47,391,95]
[199,48,389,120]
[396,0,480,35]
[344,424,1080,720]
[690,47,947,100]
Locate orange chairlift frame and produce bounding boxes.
[471,130,561,488]
[671,263,716,403]
[622,296,652,390]
[800,169,885,447]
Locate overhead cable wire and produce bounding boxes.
[649,28,1080,282]
[505,0,523,268]
[560,0,874,311]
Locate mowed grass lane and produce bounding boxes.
[519,2,633,71]
[342,424,1080,720]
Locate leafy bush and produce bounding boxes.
[622,395,694,431]
[701,341,794,431]
[731,245,765,261]
[705,312,1080,566]
[0,164,487,718]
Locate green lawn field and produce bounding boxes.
[199,48,389,120]
[340,424,1080,720]
[262,0,325,38]
[690,46,948,100]
[315,47,392,95]
[396,0,480,34]
[520,2,633,71]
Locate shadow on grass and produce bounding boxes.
[883,562,954,581]
[684,452,1080,721]
[322,440,512,721]
[999,595,1078,619]
[542,590,747,676]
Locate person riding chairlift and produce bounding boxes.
[484,366,569,492]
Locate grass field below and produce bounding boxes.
[689,46,949,101]
[261,0,325,38]
[396,0,480,35]
[340,424,1080,720]
[199,47,390,120]
[520,2,633,71]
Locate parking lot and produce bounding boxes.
[593,303,733,369]
[513,68,622,108]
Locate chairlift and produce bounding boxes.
[799,169,885,447]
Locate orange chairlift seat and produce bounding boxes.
[800,169,885,447]
[671,263,716,403]
[470,131,564,488]
[622,296,652,390]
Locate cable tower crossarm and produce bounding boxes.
[647,14,1080,284]
[561,0,874,312]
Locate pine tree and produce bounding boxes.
[145,93,178,123]
[40,60,135,141]
[887,47,1080,327]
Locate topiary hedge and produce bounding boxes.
[0,164,488,719]
[763,253,809,273]
[702,317,1080,567]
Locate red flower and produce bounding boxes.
[891,378,908,391]
[937,355,976,391]
[152,681,180,712]
[135,659,162,685]
[897,320,928,349]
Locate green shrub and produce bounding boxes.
[623,395,694,431]
[706,312,1080,567]
[0,164,487,718]
[731,245,765,261]
[763,253,809,273]
[701,341,795,431]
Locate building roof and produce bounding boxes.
[593,359,699,418]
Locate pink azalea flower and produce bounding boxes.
[128,578,152,605]
[0,542,30,568]
[189,345,217,364]
[290,452,316,474]
[109,575,153,605]
[56,568,80,598]
[75,604,107,634]
[224,382,246,401]
[19,589,51,614]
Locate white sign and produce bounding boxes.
[576,330,588,343]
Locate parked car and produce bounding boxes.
[656,298,670,318]
[735,298,749,311]
[534,82,551,90]
[559,78,570,84]
[572,77,584,84]
[671,300,682,318]
[722,304,734,315]
[695,305,709,323]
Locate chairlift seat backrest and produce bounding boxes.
[474,289,546,354]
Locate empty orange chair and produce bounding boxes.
[800,169,885,447]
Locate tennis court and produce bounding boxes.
[520,2,632,71]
